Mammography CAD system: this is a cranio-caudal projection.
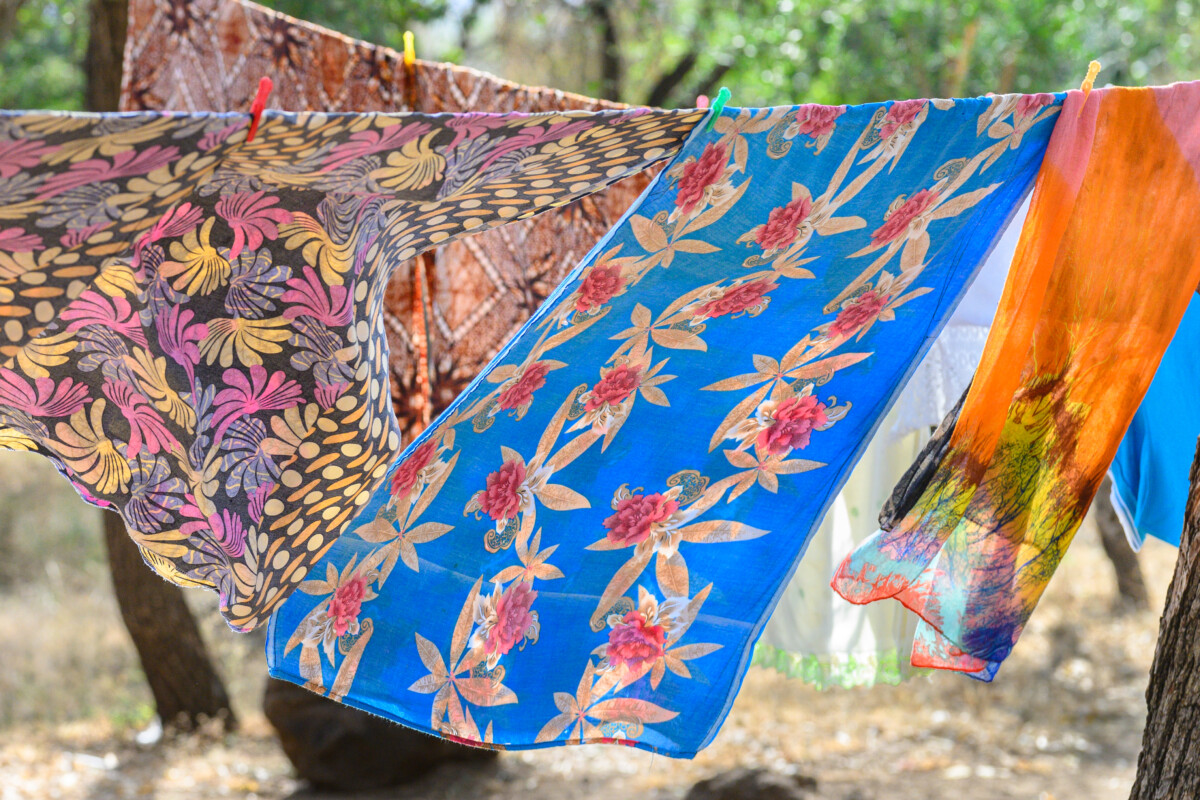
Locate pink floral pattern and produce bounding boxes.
[0,106,703,631]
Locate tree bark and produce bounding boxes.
[586,0,621,101]
[263,678,495,790]
[103,512,236,730]
[1094,477,1150,611]
[87,0,234,733]
[84,0,128,113]
[1129,440,1200,799]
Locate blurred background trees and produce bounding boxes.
[4,0,1200,111]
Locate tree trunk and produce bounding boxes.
[84,0,127,113]
[1094,477,1150,611]
[263,678,495,790]
[87,0,234,733]
[103,512,236,730]
[587,0,621,101]
[1129,440,1200,799]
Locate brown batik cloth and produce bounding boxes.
[121,0,658,439]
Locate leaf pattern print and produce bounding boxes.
[0,107,705,629]
[269,95,1063,755]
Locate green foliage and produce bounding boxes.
[1,0,1200,120]
[0,0,88,109]
[492,0,1200,106]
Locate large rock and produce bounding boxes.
[685,767,820,800]
[263,678,497,791]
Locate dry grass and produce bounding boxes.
[0,449,1177,799]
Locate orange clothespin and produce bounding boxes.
[1080,60,1101,98]
[247,76,273,143]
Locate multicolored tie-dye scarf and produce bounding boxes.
[267,95,1061,755]
[834,82,1200,680]
[121,0,660,438]
[0,107,703,630]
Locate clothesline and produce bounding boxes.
[3,0,1199,760]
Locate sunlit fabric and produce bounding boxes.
[267,96,1059,755]
[121,0,662,439]
[0,107,703,630]
[1110,292,1200,550]
[834,82,1200,681]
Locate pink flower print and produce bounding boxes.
[485,582,537,657]
[585,364,642,412]
[607,609,667,672]
[60,290,147,347]
[0,227,43,252]
[603,493,679,547]
[754,196,813,252]
[477,460,526,522]
[212,365,303,437]
[198,122,241,152]
[102,379,177,457]
[1015,93,1055,119]
[697,280,775,319]
[38,146,179,200]
[870,189,938,246]
[133,203,203,269]
[788,104,844,139]
[391,440,438,500]
[878,99,926,140]
[247,483,273,525]
[444,114,512,149]
[322,124,430,172]
[314,381,349,410]
[674,143,727,214]
[497,362,550,411]
[329,576,368,637]
[282,266,352,327]
[60,222,111,250]
[214,191,293,261]
[0,369,87,417]
[574,264,624,312]
[156,305,209,380]
[0,138,57,178]
[757,395,828,455]
[208,508,247,558]
[830,289,890,338]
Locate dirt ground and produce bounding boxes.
[0,454,1177,799]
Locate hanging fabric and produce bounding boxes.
[752,197,1026,690]
[1109,293,1200,550]
[120,0,658,439]
[267,94,1060,755]
[753,403,929,688]
[0,107,703,630]
[833,82,1200,680]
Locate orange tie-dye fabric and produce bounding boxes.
[834,82,1200,679]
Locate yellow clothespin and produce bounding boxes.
[1081,60,1101,97]
[403,30,416,67]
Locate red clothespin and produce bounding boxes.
[247,76,273,143]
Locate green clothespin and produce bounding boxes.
[704,86,731,132]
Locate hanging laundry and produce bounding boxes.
[754,173,1029,689]
[834,82,1200,681]
[0,107,703,630]
[1109,293,1200,550]
[267,95,1060,755]
[753,404,930,688]
[121,0,657,438]
[889,196,1025,439]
